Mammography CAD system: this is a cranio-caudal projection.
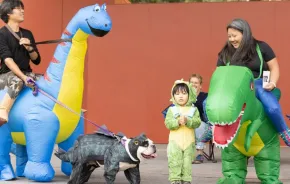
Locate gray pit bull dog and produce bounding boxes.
[55,127,157,184]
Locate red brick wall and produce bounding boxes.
[2,0,290,145]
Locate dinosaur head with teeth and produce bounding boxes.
[205,66,257,149]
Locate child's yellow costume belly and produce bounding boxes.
[169,125,195,150]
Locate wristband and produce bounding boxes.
[28,49,35,53]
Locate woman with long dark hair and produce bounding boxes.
[217,18,290,146]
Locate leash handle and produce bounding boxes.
[26,78,38,96]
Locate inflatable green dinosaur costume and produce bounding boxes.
[205,66,282,184]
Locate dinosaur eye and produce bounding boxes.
[103,5,107,11]
[134,141,139,145]
[94,5,100,12]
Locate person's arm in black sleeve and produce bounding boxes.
[0,32,13,63]
[0,33,27,81]
[259,41,279,90]
[260,41,276,62]
[26,31,41,65]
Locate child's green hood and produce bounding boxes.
[170,79,197,107]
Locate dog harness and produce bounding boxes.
[121,136,139,162]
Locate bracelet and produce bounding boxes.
[269,81,276,88]
[28,49,35,53]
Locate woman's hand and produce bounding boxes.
[263,82,275,91]
[266,58,279,91]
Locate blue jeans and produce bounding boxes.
[195,121,210,149]
[254,79,287,133]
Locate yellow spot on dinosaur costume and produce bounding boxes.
[233,120,264,157]
[11,132,26,144]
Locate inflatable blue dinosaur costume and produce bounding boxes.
[0,3,112,182]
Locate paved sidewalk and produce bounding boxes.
[2,144,290,184]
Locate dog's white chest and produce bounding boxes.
[119,162,137,171]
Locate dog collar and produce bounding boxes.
[121,136,139,162]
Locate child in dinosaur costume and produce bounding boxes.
[165,80,201,184]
